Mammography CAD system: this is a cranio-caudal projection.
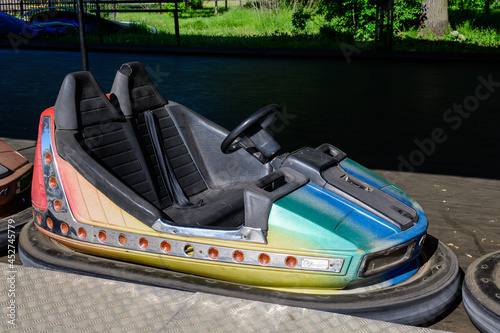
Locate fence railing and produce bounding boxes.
[1,0,183,44]
[0,0,171,17]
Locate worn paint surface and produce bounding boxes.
[33,110,428,292]
[268,182,427,288]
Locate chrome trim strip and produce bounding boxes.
[35,206,346,273]
[40,115,96,241]
[152,219,267,244]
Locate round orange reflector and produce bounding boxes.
[139,238,148,249]
[78,228,86,238]
[98,231,107,242]
[44,153,52,164]
[46,218,53,229]
[118,234,127,246]
[160,241,171,253]
[285,256,297,268]
[208,248,218,259]
[53,200,62,211]
[48,177,57,188]
[233,250,244,263]
[36,213,41,225]
[60,222,69,235]
[259,253,270,266]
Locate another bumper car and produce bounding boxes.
[463,251,500,333]
[20,62,460,325]
[0,139,33,253]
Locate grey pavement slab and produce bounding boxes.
[377,170,500,271]
[0,263,444,333]
[377,170,499,333]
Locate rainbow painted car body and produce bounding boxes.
[30,62,427,294]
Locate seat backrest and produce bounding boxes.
[54,71,163,208]
[110,61,167,117]
[110,62,208,206]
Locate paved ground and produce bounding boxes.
[2,137,499,332]
[0,263,443,333]
[377,170,500,332]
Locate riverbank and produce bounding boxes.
[1,39,500,63]
[106,7,500,51]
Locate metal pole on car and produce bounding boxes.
[76,0,89,71]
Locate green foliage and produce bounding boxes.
[449,0,492,10]
[447,18,500,46]
[47,4,499,52]
[317,0,422,40]
[292,7,312,30]
[163,2,187,15]
[450,8,500,30]
[319,18,355,41]
[393,0,423,32]
[189,0,204,10]
[396,7,500,51]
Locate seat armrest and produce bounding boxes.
[244,167,308,233]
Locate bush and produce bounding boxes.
[317,0,422,40]
[189,0,204,10]
[394,0,423,32]
[292,6,312,30]
[163,2,186,15]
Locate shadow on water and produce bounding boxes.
[1,49,499,180]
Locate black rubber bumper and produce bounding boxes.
[0,206,32,255]
[19,220,461,326]
[463,251,500,333]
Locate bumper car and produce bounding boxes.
[0,139,33,218]
[463,251,500,333]
[20,62,460,325]
[0,139,33,253]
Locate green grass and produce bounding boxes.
[395,8,500,52]
[37,5,500,52]
[100,7,331,49]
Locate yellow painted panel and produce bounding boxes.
[56,158,156,235]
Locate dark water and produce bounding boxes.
[1,49,499,178]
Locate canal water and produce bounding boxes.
[1,49,499,178]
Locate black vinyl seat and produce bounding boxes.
[111,62,245,228]
[52,67,304,233]
[54,71,166,226]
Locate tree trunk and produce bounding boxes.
[422,0,449,37]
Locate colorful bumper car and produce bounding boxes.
[20,62,460,325]
[1,139,33,253]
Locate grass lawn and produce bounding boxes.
[93,6,336,49]
[50,4,500,53]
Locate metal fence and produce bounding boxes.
[0,0,164,17]
[3,0,73,15]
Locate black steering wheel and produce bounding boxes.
[221,104,282,163]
